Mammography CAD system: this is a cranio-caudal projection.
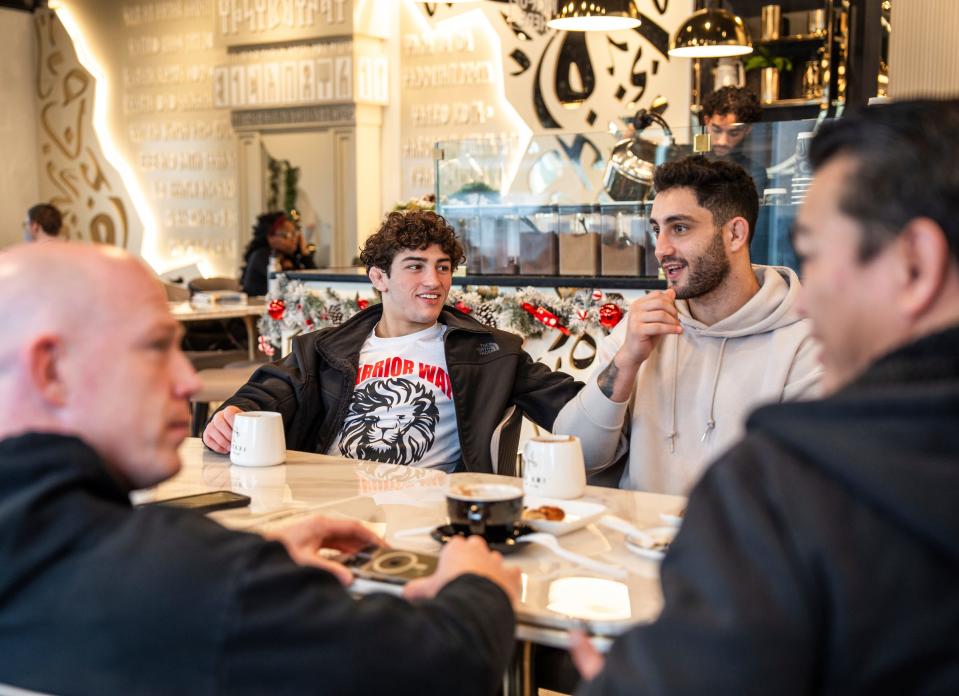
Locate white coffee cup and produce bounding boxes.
[230,411,286,467]
[522,434,586,499]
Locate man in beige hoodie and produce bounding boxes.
[554,156,821,494]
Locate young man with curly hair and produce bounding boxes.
[205,209,582,473]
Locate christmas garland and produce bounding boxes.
[258,274,627,356]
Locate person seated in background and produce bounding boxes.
[205,209,582,473]
[23,202,63,242]
[571,98,959,695]
[0,242,519,696]
[701,86,769,193]
[240,210,316,296]
[553,156,820,494]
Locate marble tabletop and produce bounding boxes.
[136,438,685,647]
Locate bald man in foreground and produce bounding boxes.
[0,242,519,695]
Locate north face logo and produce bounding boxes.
[477,342,500,355]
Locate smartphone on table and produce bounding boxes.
[137,490,251,515]
[339,545,438,593]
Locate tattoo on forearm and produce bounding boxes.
[597,361,620,399]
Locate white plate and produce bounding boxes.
[624,526,677,561]
[658,511,685,528]
[522,496,607,536]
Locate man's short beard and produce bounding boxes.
[672,230,731,300]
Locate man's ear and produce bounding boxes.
[726,217,751,252]
[27,335,68,407]
[368,266,388,292]
[897,217,951,319]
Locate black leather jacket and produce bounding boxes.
[218,304,583,473]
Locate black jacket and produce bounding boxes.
[579,326,959,695]
[219,304,583,473]
[0,433,515,696]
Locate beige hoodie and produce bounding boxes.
[553,266,822,495]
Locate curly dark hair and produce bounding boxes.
[701,87,762,124]
[240,211,286,276]
[653,155,759,244]
[360,210,465,275]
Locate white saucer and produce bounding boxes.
[624,526,676,562]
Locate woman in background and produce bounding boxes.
[241,211,316,296]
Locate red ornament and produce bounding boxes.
[598,303,623,330]
[455,301,472,314]
[268,298,286,320]
[591,290,604,302]
[521,302,571,336]
[357,298,370,310]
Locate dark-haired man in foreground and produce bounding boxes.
[555,155,820,494]
[205,209,581,473]
[572,99,959,695]
[0,242,520,695]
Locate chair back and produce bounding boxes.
[188,277,241,295]
[490,406,523,476]
[163,282,190,302]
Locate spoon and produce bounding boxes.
[516,532,627,579]
[599,514,659,547]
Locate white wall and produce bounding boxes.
[889,0,959,98]
[0,8,39,249]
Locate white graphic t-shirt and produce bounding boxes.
[327,323,461,472]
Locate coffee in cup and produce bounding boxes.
[446,477,523,542]
[230,411,286,467]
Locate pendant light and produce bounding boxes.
[548,0,642,32]
[669,7,752,58]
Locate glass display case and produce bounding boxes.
[435,116,831,279]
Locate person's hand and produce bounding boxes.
[296,231,310,256]
[202,405,242,453]
[403,535,521,604]
[619,288,682,367]
[264,515,384,585]
[569,629,605,682]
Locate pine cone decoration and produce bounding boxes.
[473,302,499,328]
[328,304,344,325]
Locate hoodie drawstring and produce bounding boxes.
[701,337,728,442]
[666,340,679,453]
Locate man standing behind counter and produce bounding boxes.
[554,156,820,494]
[701,86,769,193]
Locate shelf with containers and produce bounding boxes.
[434,117,830,281]
[692,0,849,120]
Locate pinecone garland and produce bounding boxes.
[473,302,499,328]
[328,304,344,325]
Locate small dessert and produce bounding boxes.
[523,505,566,522]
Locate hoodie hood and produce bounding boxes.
[677,265,804,338]
[747,325,959,560]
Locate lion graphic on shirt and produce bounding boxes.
[338,378,439,465]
